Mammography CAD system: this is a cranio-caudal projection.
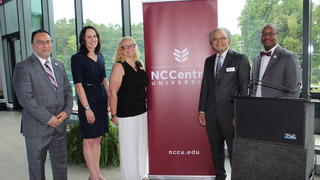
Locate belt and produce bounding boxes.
[84,82,104,87]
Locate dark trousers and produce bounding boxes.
[206,116,234,180]
[25,130,67,180]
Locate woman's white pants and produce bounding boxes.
[119,112,149,180]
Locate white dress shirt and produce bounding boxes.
[214,47,230,76]
[34,53,57,83]
[256,44,278,97]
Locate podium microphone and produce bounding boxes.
[252,79,301,94]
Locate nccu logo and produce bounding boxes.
[173,48,189,63]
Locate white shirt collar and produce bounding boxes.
[34,52,52,66]
[217,47,230,58]
[264,44,278,55]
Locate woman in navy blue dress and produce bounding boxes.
[71,26,108,180]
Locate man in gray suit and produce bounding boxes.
[198,28,250,180]
[251,23,301,98]
[13,30,73,180]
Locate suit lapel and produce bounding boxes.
[51,59,62,91]
[211,54,217,80]
[262,46,281,79]
[255,56,262,80]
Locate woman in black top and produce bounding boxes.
[110,37,148,180]
[71,26,108,180]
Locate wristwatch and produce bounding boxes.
[84,105,91,110]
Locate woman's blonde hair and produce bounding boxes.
[113,36,140,63]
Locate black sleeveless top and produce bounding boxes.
[117,61,148,117]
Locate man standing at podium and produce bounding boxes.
[251,23,301,98]
[198,28,250,180]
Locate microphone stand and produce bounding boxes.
[252,79,301,94]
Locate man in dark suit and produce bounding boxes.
[198,28,250,180]
[13,30,73,180]
[251,23,301,98]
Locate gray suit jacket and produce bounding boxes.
[13,53,73,136]
[250,46,301,98]
[199,49,250,125]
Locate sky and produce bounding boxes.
[53,0,245,35]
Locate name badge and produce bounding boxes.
[226,67,235,72]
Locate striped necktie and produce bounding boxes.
[44,61,58,89]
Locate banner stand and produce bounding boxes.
[143,0,218,178]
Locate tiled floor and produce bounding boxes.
[0,111,319,180]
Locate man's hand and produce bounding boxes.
[57,111,68,122]
[47,116,61,127]
[198,112,206,126]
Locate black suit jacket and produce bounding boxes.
[199,49,250,126]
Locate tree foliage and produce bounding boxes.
[83,19,123,78]
[54,1,320,87]
[311,3,320,87]
[238,0,320,87]
[54,18,77,79]
[54,19,145,80]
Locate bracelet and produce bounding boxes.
[84,106,91,110]
[111,114,118,118]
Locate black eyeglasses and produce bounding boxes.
[121,44,136,50]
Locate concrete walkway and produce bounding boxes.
[0,111,120,180]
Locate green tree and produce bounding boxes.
[230,34,244,55]
[54,18,77,79]
[238,0,320,87]
[312,3,320,87]
[132,22,145,64]
[84,19,123,78]
[54,19,123,79]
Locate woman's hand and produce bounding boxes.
[107,105,111,113]
[112,116,119,126]
[85,109,95,124]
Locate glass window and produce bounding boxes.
[0,75,3,99]
[52,0,77,111]
[130,0,146,64]
[130,0,168,63]
[131,0,304,68]
[218,0,245,54]
[224,0,303,65]
[31,0,43,31]
[311,0,320,93]
[82,0,122,78]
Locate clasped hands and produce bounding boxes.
[47,111,68,127]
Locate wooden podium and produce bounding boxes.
[231,97,314,180]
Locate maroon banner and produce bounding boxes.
[143,0,217,176]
